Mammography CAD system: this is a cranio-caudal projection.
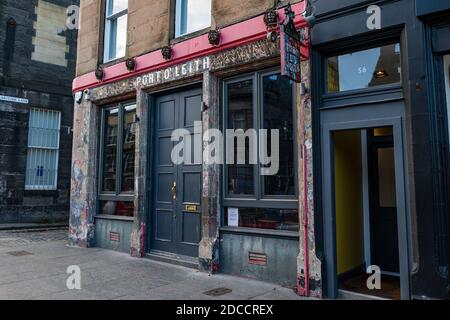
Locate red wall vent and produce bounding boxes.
[110,231,120,242]
[248,252,267,266]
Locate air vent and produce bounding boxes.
[248,252,267,266]
[109,231,120,242]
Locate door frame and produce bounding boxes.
[145,83,203,257]
[321,104,410,300]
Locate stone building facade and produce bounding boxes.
[70,0,320,297]
[70,0,450,300]
[0,0,78,223]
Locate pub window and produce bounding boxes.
[98,102,136,217]
[104,0,128,62]
[175,0,211,38]
[223,70,298,232]
[327,43,401,94]
[25,108,61,190]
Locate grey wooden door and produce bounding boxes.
[151,88,202,257]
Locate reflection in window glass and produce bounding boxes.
[225,207,299,232]
[262,74,295,196]
[100,201,134,217]
[176,0,211,37]
[108,0,128,15]
[103,108,119,192]
[327,43,401,93]
[227,79,254,196]
[122,105,136,192]
[104,0,128,62]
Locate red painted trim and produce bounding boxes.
[73,2,307,93]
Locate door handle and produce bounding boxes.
[171,181,177,201]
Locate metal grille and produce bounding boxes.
[203,288,232,297]
[25,108,61,190]
[6,251,34,256]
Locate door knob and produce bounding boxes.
[171,181,177,201]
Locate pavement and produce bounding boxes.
[0,228,307,300]
[0,223,68,231]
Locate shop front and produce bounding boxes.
[69,2,317,292]
[310,0,450,300]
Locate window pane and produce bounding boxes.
[107,14,127,60]
[122,105,136,192]
[100,201,134,217]
[327,43,401,93]
[176,0,211,37]
[107,0,128,16]
[25,109,60,190]
[102,108,119,192]
[262,74,295,196]
[26,149,58,190]
[225,207,299,232]
[377,147,396,208]
[227,79,254,196]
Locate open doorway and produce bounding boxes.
[333,127,400,299]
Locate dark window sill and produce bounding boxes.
[171,27,210,45]
[222,198,298,209]
[95,215,134,222]
[23,190,58,196]
[100,56,126,68]
[220,226,299,239]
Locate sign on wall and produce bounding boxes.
[280,28,302,83]
[0,95,29,104]
[280,4,304,83]
[134,57,210,89]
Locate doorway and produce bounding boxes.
[148,87,202,259]
[321,103,410,300]
[333,127,400,299]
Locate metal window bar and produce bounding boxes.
[25,108,61,190]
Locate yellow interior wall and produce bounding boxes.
[334,130,365,275]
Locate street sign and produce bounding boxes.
[280,4,303,83]
[0,95,29,104]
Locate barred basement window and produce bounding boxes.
[25,108,61,190]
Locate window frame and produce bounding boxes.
[174,0,212,39]
[25,108,61,191]
[103,0,128,63]
[322,40,403,100]
[97,101,136,209]
[221,68,298,211]
[444,54,450,146]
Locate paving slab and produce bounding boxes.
[0,228,308,300]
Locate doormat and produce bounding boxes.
[6,251,34,256]
[203,287,233,297]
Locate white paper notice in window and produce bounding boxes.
[228,208,239,227]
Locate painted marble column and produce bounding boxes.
[296,58,322,298]
[68,99,99,248]
[130,89,149,257]
[198,70,221,273]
